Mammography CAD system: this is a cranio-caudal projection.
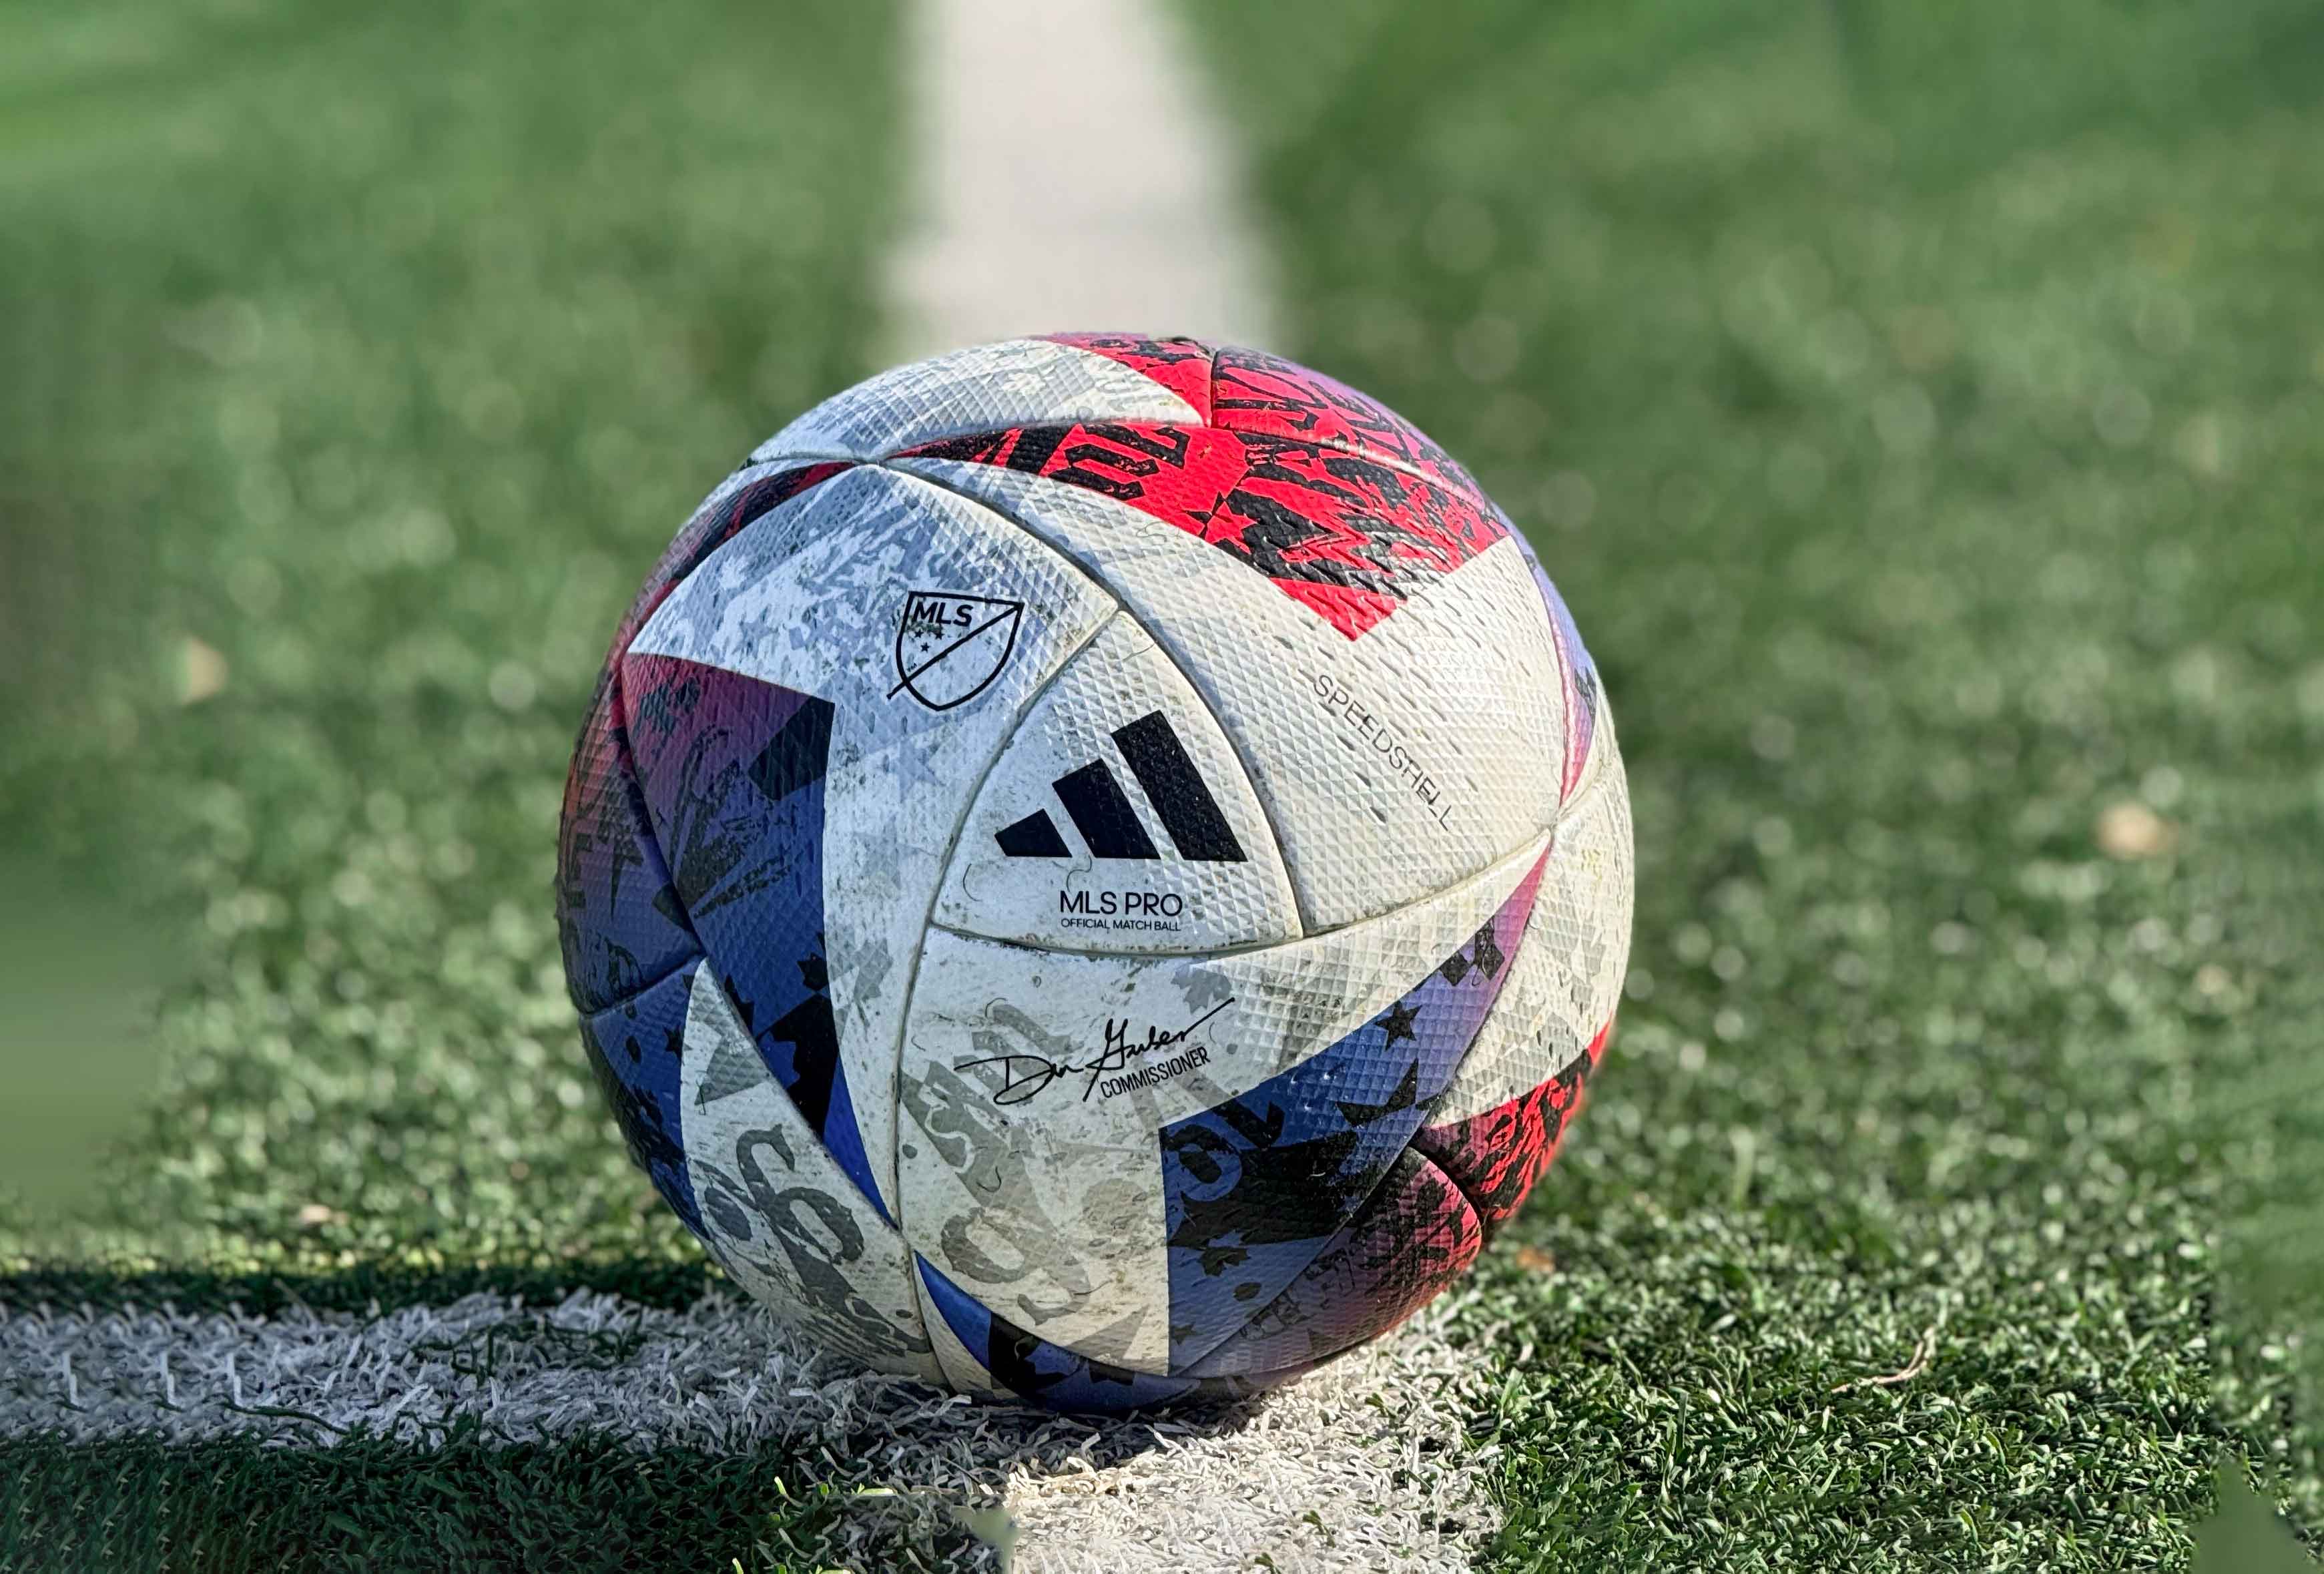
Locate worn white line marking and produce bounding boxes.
[3,1288,1498,1573]
[885,0,1279,360]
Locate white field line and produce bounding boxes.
[1,1288,1499,1573]
[885,0,1279,360]
[3,6,1503,1571]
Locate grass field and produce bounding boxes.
[1,0,921,1565]
[2,0,899,1270]
[4,0,2320,1568]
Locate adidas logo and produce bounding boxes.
[996,712,1247,864]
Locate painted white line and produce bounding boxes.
[885,0,1279,361]
[3,1288,1498,1572]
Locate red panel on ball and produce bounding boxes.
[1209,346,1487,505]
[1180,1147,1484,1378]
[1043,332,1217,419]
[904,421,1508,639]
[1412,1019,1611,1238]
[1045,334,1486,507]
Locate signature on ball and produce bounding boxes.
[958,998,1236,1105]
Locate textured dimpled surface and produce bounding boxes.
[555,334,1633,1412]
[892,457,1572,931]
[934,614,1299,953]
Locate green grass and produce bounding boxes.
[1,0,902,1565]
[1179,0,2323,1566]
[0,1430,965,1574]
[1,0,900,1274]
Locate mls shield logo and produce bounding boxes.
[890,589,1025,711]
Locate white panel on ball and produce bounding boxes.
[750,338,1200,466]
[631,465,1117,1217]
[934,613,1301,953]
[892,457,1571,935]
[910,1264,1005,1398]
[1427,733,1634,1124]
[678,967,942,1380]
[894,833,1548,1373]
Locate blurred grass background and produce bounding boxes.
[1181,0,2323,1563]
[2,0,2318,1567]
[2,0,911,1562]
[0,0,900,1274]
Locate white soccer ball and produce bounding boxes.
[557,334,1632,1409]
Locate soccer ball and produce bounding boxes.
[557,335,1632,1410]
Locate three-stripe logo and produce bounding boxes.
[995,712,1247,863]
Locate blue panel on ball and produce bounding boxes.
[558,463,858,1017]
[580,959,703,1234]
[916,1258,1277,1413]
[619,653,890,1222]
[1160,854,1547,1371]
[557,672,702,1014]
[818,1061,890,1225]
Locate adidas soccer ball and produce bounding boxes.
[557,334,1632,1410]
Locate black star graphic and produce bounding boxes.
[1335,1058,1422,1128]
[1470,922,1506,979]
[798,953,828,993]
[1198,1242,1250,1277]
[1377,998,1421,1047]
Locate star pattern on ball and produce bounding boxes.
[1376,998,1422,1047]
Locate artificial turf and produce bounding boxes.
[3,0,2319,1569]
[0,1430,962,1574]
[1179,0,2323,1565]
[1,0,902,1280]
[3,0,905,1565]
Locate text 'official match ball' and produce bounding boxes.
[556,335,1633,1411]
